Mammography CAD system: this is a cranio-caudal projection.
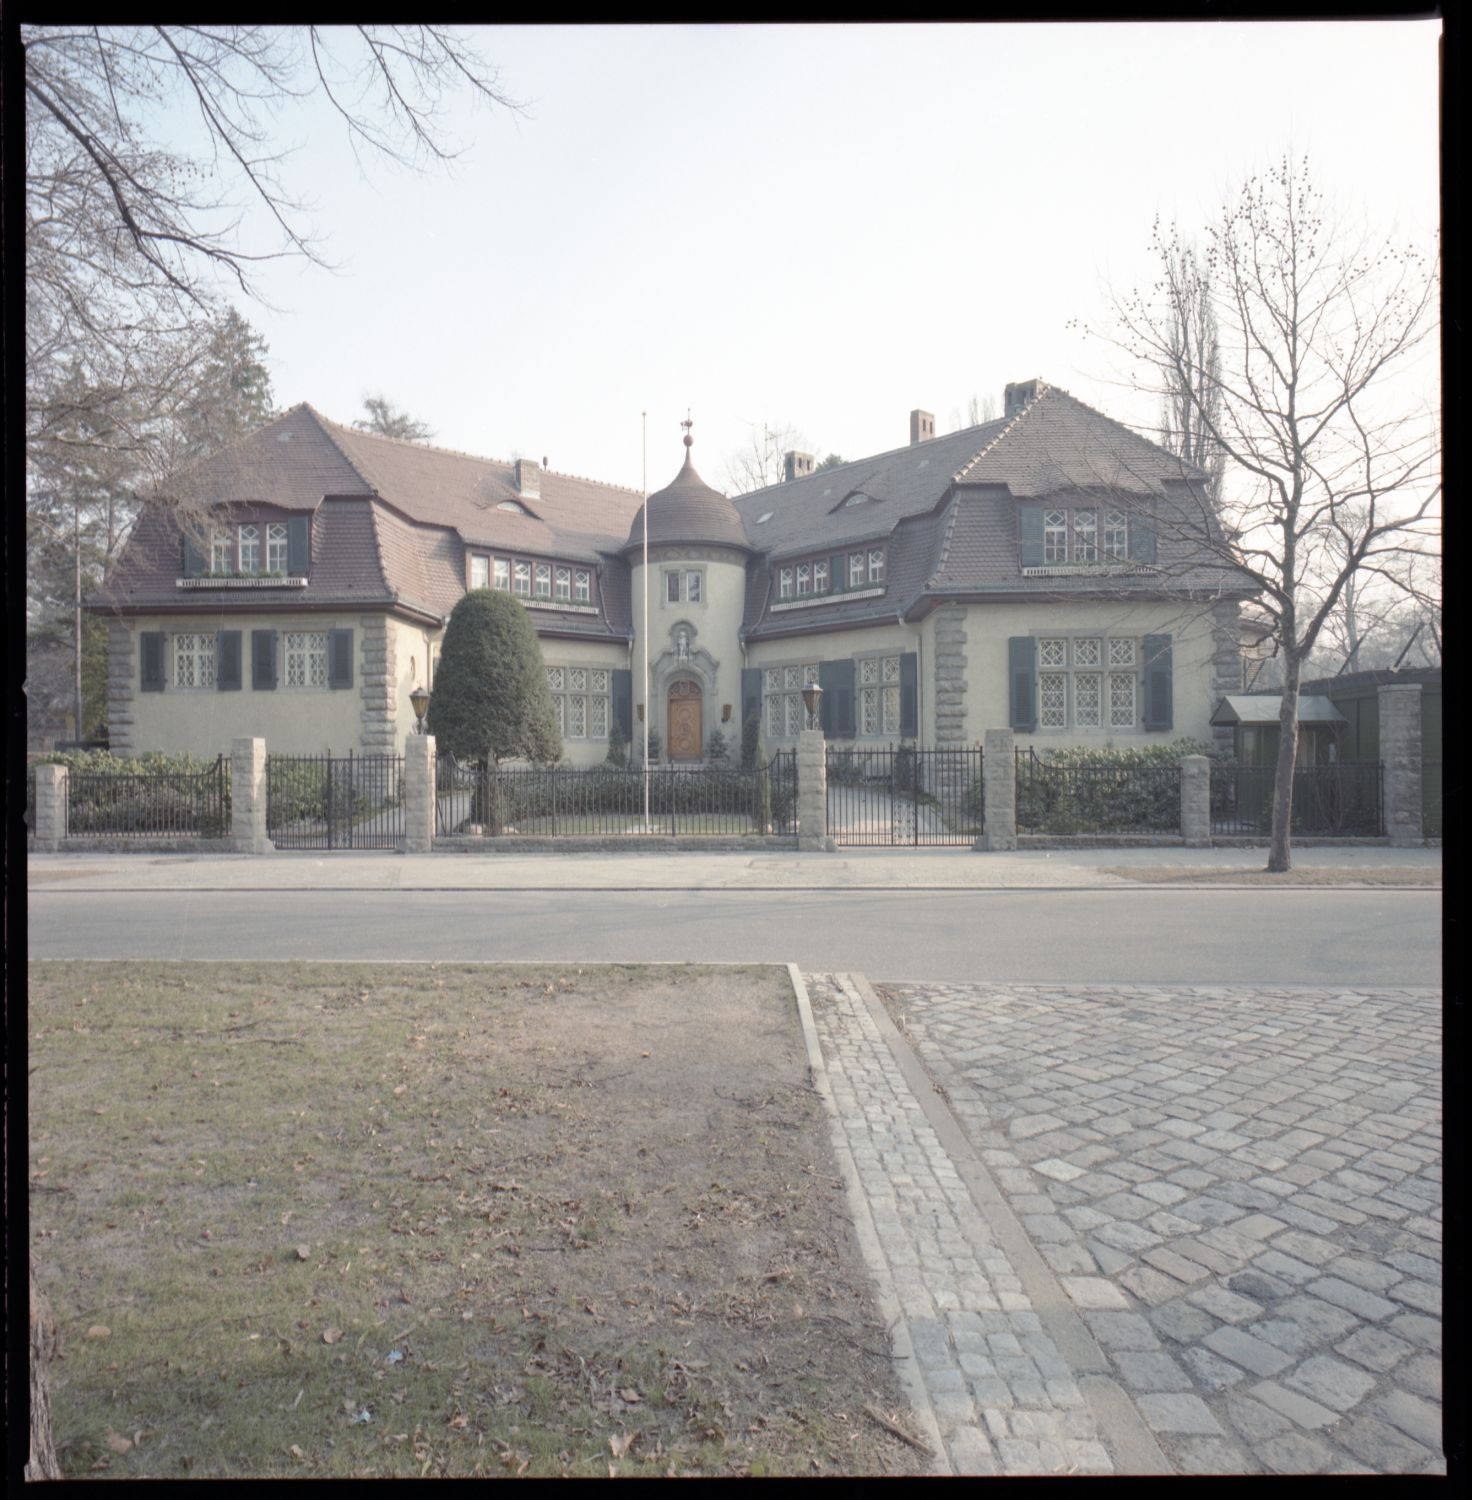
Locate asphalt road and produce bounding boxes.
[28,887,1441,986]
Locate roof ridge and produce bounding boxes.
[312,408,643,497]
[951,381,1052,484]
[298,404,382,497]
[731,417,1010,504]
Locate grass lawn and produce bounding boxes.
[28,961,926,1479]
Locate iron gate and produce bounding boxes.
[826,745,983,846]
[267,751,405,850]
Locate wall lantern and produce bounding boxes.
[410,685,430,733]
[800,680,824,731]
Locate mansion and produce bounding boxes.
[94,380,1253,763]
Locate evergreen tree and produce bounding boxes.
[425,591,560,765]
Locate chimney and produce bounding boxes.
[1004,379,1040,419]
[783,450,814,482]
[909,409,935,445]
[514,457,540,500]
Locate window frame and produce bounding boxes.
[493,558,510,591]
[1035,634,1140,732]
[546,663,612,741]
[238,524,260,574]
[211,531,233,573]
[173,631,217,689]
[868,549,886,583]
[283,630,329,689]
[762,661,819,740]
[470,554,490,590]
[266,521,288,574]
[574,568,591,603]
[513,561,532,597]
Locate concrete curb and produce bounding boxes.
[786,963,952,1475]
[845,971,1174,1477]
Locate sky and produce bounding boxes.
[191,21,1440,496]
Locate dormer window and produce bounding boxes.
[266,522,288,573]
[867,549,885,582]
[498,500,532,515]
[534,563,552,599]
[513,561,531,596]
[814,559,829,592]
[1023,504,1148,569]
[555,566,571,602]
[797,564,811,596]
[574,569,591,603]
[848,553,865,588]
[211,531,232,572]
[239,524,260,573]
[779,567,793,600]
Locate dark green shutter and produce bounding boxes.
[612,669,633,742]
[287,515,310,574]
[252,630,278,689]
[1009,636,1037,731]
[899,652,918,739]
[740,667,761,728]
[830,553,845,594]
[217,631,242,691]
[140,632,166,691]
[182,535,206,578]
[1019,505,1045,569]
[328,629,354,689]
[1143,634,1173,729]
[818,659,855,739]
[1129,510,1157,564]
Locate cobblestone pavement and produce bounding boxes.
[880,982,1443,1476]
[803,972,1120,1475]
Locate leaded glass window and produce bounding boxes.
[1074,509,1098,563]
[1039,638,1067,669]
[1073,637,1101,668]
[859,654,902,737]
[764,662,819,739]
[285,631,328,687]
[174,632,217,688]
[1109,672,1136,728]
[1033,635,1139,730]
[1043,510,1067,564]
[1039,672,1067,728]
[1104,509,1128,559]
[1075,672,1102,728]
[546,664,609,740]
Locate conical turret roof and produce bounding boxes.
[623,425,749,553]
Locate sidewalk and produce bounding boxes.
[26,844,1442,894]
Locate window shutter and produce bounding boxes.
[611,669,633,743]
[182,535,206,578]
[1129,509,1157,564]
[830,553,846,593]
[899,652,918,739]
[740,667,761,728]
[1018,505,1045,569]
[328,628,354,689]
[217,631,242,691]
[818,659,855,739]
[1143,634,1173,730]
[287,515,310,575]
[140,632,166,691]
[252,630,278,690]
[1009,636,1037,731]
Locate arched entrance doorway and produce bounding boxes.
[666,679,703,761]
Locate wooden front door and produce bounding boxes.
[667,681,703,761]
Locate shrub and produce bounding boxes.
[605,724,628,768]
[740,712,762,771]
[31,750,232,837]
[426,590,561,765]
[1012,738,1223,834]
[705,727,729,764]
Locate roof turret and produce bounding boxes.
[623,419,750,553]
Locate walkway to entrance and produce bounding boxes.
[827,746,984,847]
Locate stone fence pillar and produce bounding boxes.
[1180,754,1211,847]
[231,737,271,853]
[33,764,67,851]
[796,728,833,851]
[978,728,1016,851]
[1379,683,1423,846]
[403,733,436,853]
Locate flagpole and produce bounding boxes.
[641,411,650,833]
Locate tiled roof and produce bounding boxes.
[730,418,1009,557]
[622,447,750,553]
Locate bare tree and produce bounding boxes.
[1092,155,1439,870]
[354,393,435,443]
[1153,232,1226,505]
[947,392,998,432]
[726,420,808,494]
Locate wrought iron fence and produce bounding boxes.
[1210,761,1384,836]
[1423,761,1442,838]
[435,753,799,840]
[1015,749,1181,835]
[267,752,405,849]
[66,756,230,838]
[826,744,984,846]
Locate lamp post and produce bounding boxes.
[410,685,430,734]
[800,680,824,732]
